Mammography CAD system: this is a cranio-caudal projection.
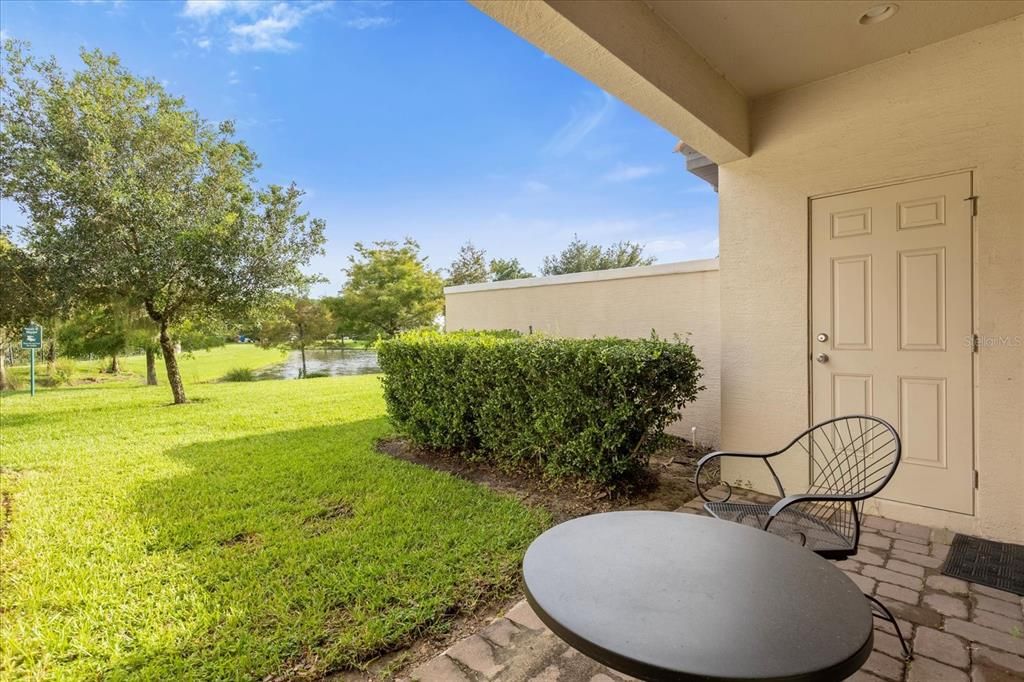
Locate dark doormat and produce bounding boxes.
[942,533,1024,596]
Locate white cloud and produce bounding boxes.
[522,180,550,194]
[0,29,8,41]
[227,69,240,84]
[182,0,256,19]
[638,234,719,261]
[603,165,661,183]
[228,1,332,53]
[346,16,392,29]
[644,238,688,254]
[181,1,332,52]
[544,91,614,157]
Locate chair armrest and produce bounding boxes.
[696,449,784,465]
[694,451,786,503]
[766,492,861,519]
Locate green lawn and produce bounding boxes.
[6,343,286,389]
[0,371,548,679]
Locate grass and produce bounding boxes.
[0,368,548,679]
[5,343,285,389]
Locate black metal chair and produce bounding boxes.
[693,415,912,659]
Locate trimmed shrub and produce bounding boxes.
[377,330,703,485]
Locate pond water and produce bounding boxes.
[255,349,380,380]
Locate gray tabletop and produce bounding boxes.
[522,512,873,682]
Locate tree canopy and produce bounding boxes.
[259,296,333,378]
[0,234,56,389]
[0,234,54,335]
[445,241,489,286]
[445,242,534,284]
[0,43,325,402]
[332,239,443,338]
[57,302,156,374]
[489,257,533,281]
[540,234,655,276]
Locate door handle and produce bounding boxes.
[816,353,830,364]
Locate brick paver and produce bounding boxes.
[976,595,1022,619]
[914,627,970,668]
[928,575,971,595]
[403,487,1024,682]
[907,657,969,682]
[924,593,970,618]
[445,635,504,679]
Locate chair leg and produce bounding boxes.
[866,594,913,660]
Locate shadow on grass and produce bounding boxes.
[124,419,545,679]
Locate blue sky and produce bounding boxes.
[0,0,718,296]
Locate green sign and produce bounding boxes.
[22,324,42,349]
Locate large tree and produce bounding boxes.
[259,296,333,378]
[540,234,655,276]
[489,257,533,281]
[0,43,325,403]
[332,239,443,338]
[445,241,489,286]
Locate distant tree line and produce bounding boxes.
[443,234,655,287]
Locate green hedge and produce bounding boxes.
[377,330,703,485]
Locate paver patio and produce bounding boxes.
[405,487,1024,682]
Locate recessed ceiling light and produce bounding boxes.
[859,3,899,25]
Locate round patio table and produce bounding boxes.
[522,511,873,682]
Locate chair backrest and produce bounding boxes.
[801,415,902,499]
[788,415,901,551]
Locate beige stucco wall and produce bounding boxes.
[718,17,1024,542]
[444,260,722,445]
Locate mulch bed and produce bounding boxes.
[376,436,716,526]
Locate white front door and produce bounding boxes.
[811,172,974,514]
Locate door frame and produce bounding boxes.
[805,168,978,516]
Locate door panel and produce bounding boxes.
[833,374,873,416]
[811,172,973,514]
[899,248,946,351]
[899,377,947,468]
[832,255,873,350]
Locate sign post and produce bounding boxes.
[21,324,42,397]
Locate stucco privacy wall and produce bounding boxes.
[718,17,1024,542]
[444,260,721,445]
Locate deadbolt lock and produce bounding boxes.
[816,332,829,343]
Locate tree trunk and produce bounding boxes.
[0,338,8,391]
[159,322,187,404]
[109,353,120,373]
[46,339,57,375]
[299,343,307,379]
[145,348,158,386]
